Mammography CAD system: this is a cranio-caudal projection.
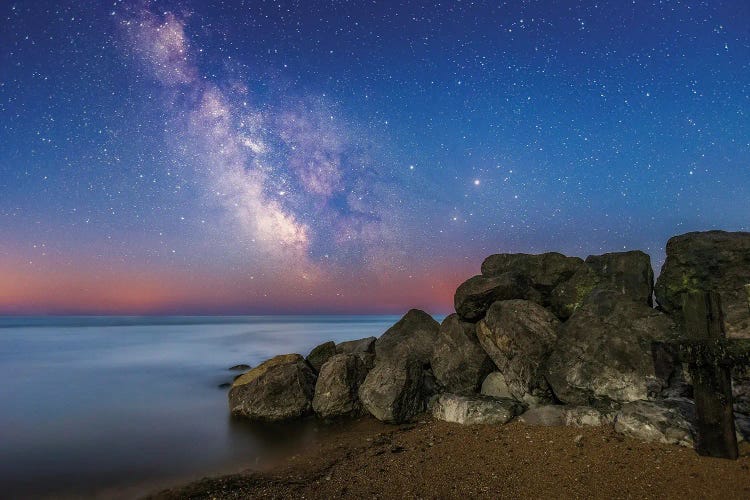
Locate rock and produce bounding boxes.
[476,300,561,405]
[374,309,440,364]
[654,231,750,338]
[432,393,525,425]
[228,364,251,371]
[312,353,375,418]
[613,399,696,447]
[549,265,601,320]
[545,290,677,406]
[519,405,565,426]
[359,357,427,424]
[218,382,231,389]
[585,251,654,306]
[336,337,376,354]
[481,252,585,291]
[454,272,535,322]
[480,372,513,399]
[228,354,317,422]
[306,341,337,373]
[563,406,613,427]
[431,314,495,393]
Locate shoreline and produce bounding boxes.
[148,416,750,499]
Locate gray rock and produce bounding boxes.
[614,399,696,447]
[454,272,535,322]
[432,393,525,425]
[312,353,375,418]
[359,357,427,423]
[480,372,513,399]
[545,290,677,406]
[374,309,439,364]
[336,336,376,355]
[306,341,337,373]
[228,354,317,422]
[549,265,601,321]
[481,252,585,291]
[563,406,613,427]
[431,314,495,393]
[519,405,565,426]
[654,230,750,338]
[585,251,654,306]
[476,300,560,405]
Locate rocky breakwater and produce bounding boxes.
[228,230,750,450]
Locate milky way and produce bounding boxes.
[1,1,748,314]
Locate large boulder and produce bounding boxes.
[432,393,525,425]
[476,300,561,405]
[312,353,375,418]
[358,357,427,423]
[654,231,750,338]
[228,354,317,422]
[585,251,654,306]
[545,290,677,407]
[306,341,336,373]
[431,314,495,393]
[454,272,535,322]
[374,309,439,363]
[613,399,696,447]
[336,336,376,354]
[481,252,585,292]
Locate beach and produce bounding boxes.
[151,416,750,499]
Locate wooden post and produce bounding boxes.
[682,291,739,459]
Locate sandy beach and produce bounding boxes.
[149,416,750,499]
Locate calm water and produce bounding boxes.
[0,315,404,499]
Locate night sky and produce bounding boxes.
[1,1,748,315]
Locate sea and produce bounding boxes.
[0,315,409,499]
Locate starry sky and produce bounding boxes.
[1,0,749,315]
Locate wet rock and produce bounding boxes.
[306,341,337,373]
[476,300,560,405]
[359,357,427,424]
[545,290,677,406]
[313,353,375,418]
[229,354,317,422]
[654,230,750,338]
[454,272,535,322]
[218,382,232,389]
[336,337,376,355]
[431,314,495,393]
[432,393,525,425]
[613,399,696,447]
[374,309,439,364]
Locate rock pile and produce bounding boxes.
[228,230,750,449]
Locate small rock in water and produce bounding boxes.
[228,364,251,371]
[218,382,232,389]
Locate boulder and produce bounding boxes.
[480,372,513,399]
[358,357,427,423]
[549,265,601,320]
[563,406,613,427]
[654,231,750,338]
[613,399,696,447]
[228,354,316,422]
[374,309,439,364]
[432,393,525,425]
[312,353,375,418]
[454,272,535,322]
[545,290,677,406]
[585,251,654,306]
[336,336,376,354]
[481,252,585,292]
[431,314,495,393]
[306,341,336,373]
[519,405,565,426]
[476,300,561,405]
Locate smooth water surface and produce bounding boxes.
[0,315,403,498]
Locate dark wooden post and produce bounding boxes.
[682,291,739,459]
